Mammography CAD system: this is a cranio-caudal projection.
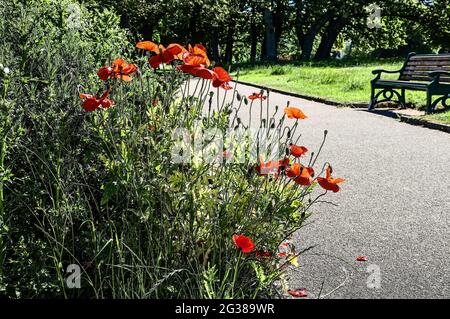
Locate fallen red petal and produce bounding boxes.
[356,256,368,262]
[288,288,308,298]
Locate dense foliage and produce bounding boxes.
[85,0,450,63]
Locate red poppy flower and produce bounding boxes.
[232,234,255,253]
[193,66,217,80]
[111,58,138,81]
[288,288,308,298]
[182,44,210,67]
[138,42,185,69]
[79,91,114,112]
[317,165,345,193]
[97,66,113,81]
[212,67,232,90]
[285,163,300,178]
[137,41,186,55]
[177,64,198,74]
[255,158,289,176]
[290,145,308,158]
[284,107,307,119]
[96,58,137,82]
[356,256,368,262]
[248,93,267,100]
[255,250,273,258]
[285,164,314,185]
[177,64,217,80]
[136,41,160,53]
[294,167,314,186]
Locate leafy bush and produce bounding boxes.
[1,1,342,299]
[0,0,130,297]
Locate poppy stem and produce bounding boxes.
[266,90,269,131]
[231,250,242,298]
[311,131,328,167]
[0,135,5,221]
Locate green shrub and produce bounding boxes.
[0,0,130,297]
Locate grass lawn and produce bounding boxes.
[233,59,450,125]
[423,111,450,125]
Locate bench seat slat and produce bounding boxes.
[400,70,450,82]
[407,61,450,67]
[375,80,428,90]
[407,76,450,82]
[404,65,450,71]
[403,70,450,76]
[410,55,450,61]
[405,76,450,82]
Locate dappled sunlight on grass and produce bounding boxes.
[422,110,450,124]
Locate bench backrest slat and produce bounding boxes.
[400,54,450,83]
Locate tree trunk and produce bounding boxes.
[211,26,221,64]
[224,25,235,64]
[263,8,277,60]
[250,8,258,63]
[314,18,346,60]
[142,23,153,41]
[273,0,286,57]
[299,29,319,60]
[260,35,266,60]
[295,6,326,60]
[189,5,202,43]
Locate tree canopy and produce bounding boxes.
[85,0,450,63]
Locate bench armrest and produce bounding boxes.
[372,68,402,75]
[429,70,450,79]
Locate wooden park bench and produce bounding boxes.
[369,53,450,113]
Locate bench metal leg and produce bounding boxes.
[370,87,403,110]
[427,94,450,114]
[368,84,376,111]
[400,89,406,108]
[426,92,433,114]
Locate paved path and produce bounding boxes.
[218,81,450,299]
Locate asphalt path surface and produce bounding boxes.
[203,80,450,299]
